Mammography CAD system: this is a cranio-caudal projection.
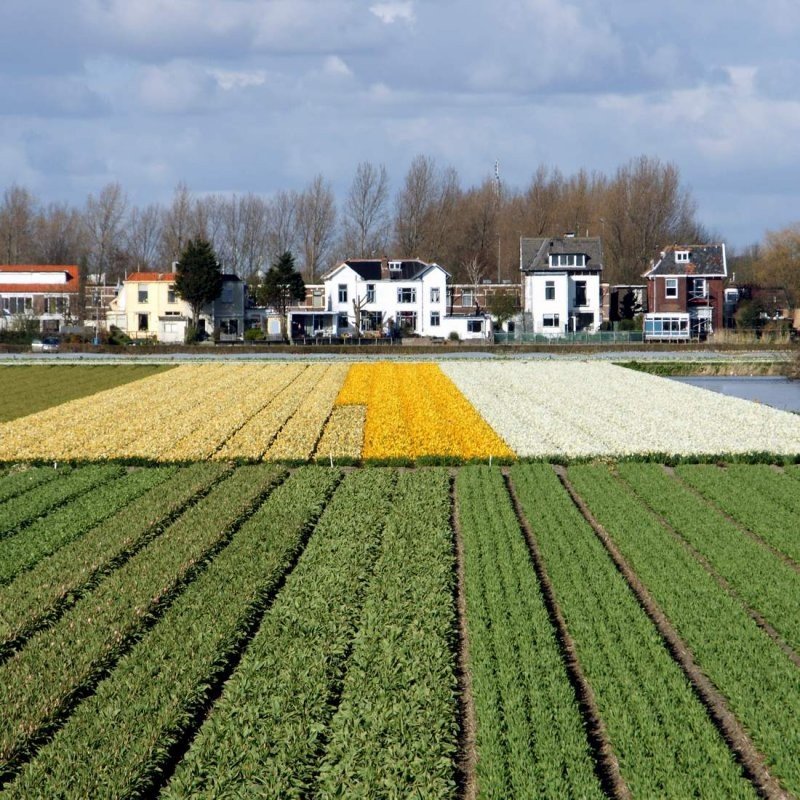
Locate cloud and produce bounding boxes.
[322,56,353,78]
[210,69,267,91]
[136,61,221,114]
[370,2,415,24]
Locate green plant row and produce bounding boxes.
[0,464,283,779]
[455,466,603,799]
[163,468,396,799]
[0,465,65,504]
[4,467,341,799]
[0,365,174,423]
[510,465,755,799]
[314,469,459,799]
[676,464,800,563]
[0,463,226,657]
[0,464,124,540]
[617,463,800,654]
[0,467,176,586]
[567,464,800,797]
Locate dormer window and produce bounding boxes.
[549,254,586,268]
[675,250,690,263]
[388,260,402,272]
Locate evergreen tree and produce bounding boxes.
[256,251,305,338]
[173,238,223,338]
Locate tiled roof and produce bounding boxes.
[0,284,78,294]
[645,245,727,277]
[0,264,79,293]
[127,272,176,282]
[344,260,383,280]
[0,264,78,274]
[520,237,604,272]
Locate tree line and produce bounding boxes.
[2,153,778,289]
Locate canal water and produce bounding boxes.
[672,376,800,413]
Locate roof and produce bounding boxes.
[0,264,80,294]
[0,264,78,274]
[126,272,176,282]
[644,244,727,278]
[520,237,604,272]
[326,258,449,282]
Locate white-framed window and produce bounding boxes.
[545,281,555,301]
[397,287,416,303]
[366,283,375,303]
[665,278,678,299]
[430,311,440,327]
[574,281,587,306]
[7,297,33,314]
[430,287,440,303]
[167,288,177,304]
[549,254,586,267]
[138,313,149,331]
[542,314,560,328]
[462,288,474,307]
[689,277,707,299]
[398,310,417,331]
[675,250,690,263]
[467,319,483,333]
[338,284,348,304]
[138,289,149,303]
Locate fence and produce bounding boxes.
[494,331,645,344]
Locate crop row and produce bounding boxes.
[617,463,800,654]
[676,464,800,563]
[0,463,226,657]
[568,464,800,797]
[455,466,603,798]
[510,465,754,799]
[314,469,459,798]
[0,465,64,504]
[163,468,397,798]
[4,466,341,798]
[0,464,283,779]
[0,466,176,585]
[0,464,124,539]
[0,365,172,423]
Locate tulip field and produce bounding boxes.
[0,361,799,798]
[1,361,800,463]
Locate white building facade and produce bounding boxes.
[290,259,492,341]
[520,236,604,335]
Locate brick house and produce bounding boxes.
[642,244,727,340]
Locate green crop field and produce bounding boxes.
[0,460,797,798]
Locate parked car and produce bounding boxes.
[31,336,60,353]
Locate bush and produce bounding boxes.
[448,331,460,342]
[244,328,264,342]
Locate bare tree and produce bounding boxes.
[160,182,199,266]
[394,155,438,256]
[755,223,800,304]
[296,175,336,281]
[343,162,390,258]
[603,156,702,284]
[265,189,299,267]
[0,185,38,264]
[33,202,86,265]
[84,182,128,281]
[126,203,163,271]
[214,193,269,279]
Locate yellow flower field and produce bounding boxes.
[332,362,513,460]
[0,362,514,463]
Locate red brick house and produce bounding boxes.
[642,244,727,340]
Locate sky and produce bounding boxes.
[1,0,799,249]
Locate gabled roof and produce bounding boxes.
[0,264,79,274]
[520,237,603,272]
[644,244,727,278]
[127,272,176,282]
[325,258,449,282]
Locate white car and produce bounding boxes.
[31,336,60,353]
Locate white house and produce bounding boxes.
[0,265,80,333]
[289,258,492,341]
[520,235,604,334]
